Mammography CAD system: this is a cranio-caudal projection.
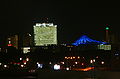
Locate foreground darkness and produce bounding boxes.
[0,45,120,79]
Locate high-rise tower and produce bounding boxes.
[105,24,110,43]
[33,23,57,46]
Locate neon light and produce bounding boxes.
[72,35,107,46]
[8,44,12,46]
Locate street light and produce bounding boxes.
[101,61,104,64]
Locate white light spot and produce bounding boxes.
[4,65,7,68]
[26,58,29,61]
[24,62,26,65]
[38,64,43,68]
[101,61,104,64]
[61,62,64,64]
[75,62,78,64]
[49,62,52,64]
[54,64,60,70]
[20,58,22,60]
[66,67,69,70]
[21,65,24,67]
[90,60,93,63]
[93,59,95,62]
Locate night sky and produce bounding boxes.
[1,1,120,44]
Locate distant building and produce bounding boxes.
[110,33,120,44]
[22,33,33,47]
[33,23,57,46]
[98,45,111,50]
[7,35,18,49]
[105,26,110,43]
[72,35,111,50]
[22,47,31,54]
[72,35,107,46]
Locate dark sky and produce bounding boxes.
[0,1,120,44]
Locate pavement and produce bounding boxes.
[37,70,120,79]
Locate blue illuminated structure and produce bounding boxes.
[72,35,107,46]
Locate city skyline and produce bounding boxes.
[1,1,120,44]
[1,1,120,77]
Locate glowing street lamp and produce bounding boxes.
[20,58,22,60]
[90,60,93,64]
[66,67,70,70]
[37,62,39,64]
[101,61,104,64]
[4,65,7,68]
[78,56,80,59]
[93,59,95,62]
[49,62,52,64]
[73,57,75,59]
[65,57,67,59]
[68,57,70,59]
[21,65,24,67]
[54,64,60,70]
[75,62,78,64]
[24,62,27,65]
[61,62,64,64]
[26,58,29,61]
[82,63,84,66]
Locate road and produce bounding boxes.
[0,70,120,79]
[0,72,37,79]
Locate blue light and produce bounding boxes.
[72,35,107,46]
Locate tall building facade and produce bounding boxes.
[7,35,18,49]
[105,26,109,43]
[33,23,57,46]
[22,33,33,47]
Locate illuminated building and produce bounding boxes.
[98,44,111,50]
[22,47,31,54]
[33,23,57,46]
[72,35,111,50]
[7,35,18,49]
[72,35,107,46]
[105,24,110,42]
[22,33,33,47]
